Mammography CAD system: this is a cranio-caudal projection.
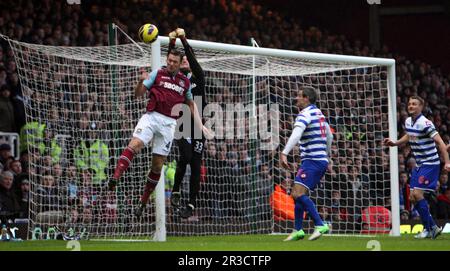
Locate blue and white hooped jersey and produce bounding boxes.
[405,114,440,166]
[294,104,328,162]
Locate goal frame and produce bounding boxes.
[153,35,399,239]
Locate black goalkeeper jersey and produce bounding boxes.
[169,37,206,139]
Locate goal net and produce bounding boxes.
[4,33,398,239]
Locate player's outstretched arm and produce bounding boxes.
[383,134,409,147]
[433,134,450,172]
[176,28,205,87]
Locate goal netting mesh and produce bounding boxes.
[5,36,391,239]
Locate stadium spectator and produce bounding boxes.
[437,187,450,219]
[9,159,22,176]
[0,170,20,222]
[280,170,293,196]
[2,155,14,172]
[17,176,29,218]
[35,174,62,224]
[88,131,109,185]
[19,150,29,174]
[318,206,331,226]
[0,85,15,132]
[257,164,272,218]
[439,173,448,195]
[399,171,410,213]
[9,159,25,197]
[330,191,348,222]
[79,169,96,224]
[0,144,12,169]
[65,164,79,206]
[205,143,225,218]
[74,139,89,171]
[400,209,410,221]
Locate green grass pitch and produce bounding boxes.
[1,234,449,251]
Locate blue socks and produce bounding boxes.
[294,199,305,231]
[295,195,324,229]
[415,199,436,231]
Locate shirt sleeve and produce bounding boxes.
[294,113,311,129]
[423,120,438,138]
[143,69,158,89]
[325,122,333,156]
[181,37,205,89]
[184,84,193,101]
[282,125,306,155]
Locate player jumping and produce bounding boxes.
[167,28,208,218]
[108,48,205,217]
[281,86,333,241]
[384,95,450,239]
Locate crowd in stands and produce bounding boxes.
[0,0,449,230]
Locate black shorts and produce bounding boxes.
[177,138,205,163]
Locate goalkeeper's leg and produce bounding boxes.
[172,139,192,208]
[180,138,205,218]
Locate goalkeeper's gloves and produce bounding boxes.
[168,31,177,40]
[175,28,185,38]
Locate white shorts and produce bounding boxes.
[133,111,177,156]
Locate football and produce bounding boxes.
[138,23,159,43]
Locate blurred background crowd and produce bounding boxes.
[0,0,449,229]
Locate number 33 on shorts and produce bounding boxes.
[194,141,203,153]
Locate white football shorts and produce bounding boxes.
[133,111,177,156]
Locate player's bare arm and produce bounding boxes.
[135,69,148,98]
[432,133,450,172]
[186,98,204,134]
[383,134,409,147]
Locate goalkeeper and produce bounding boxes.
[168,28,207,218]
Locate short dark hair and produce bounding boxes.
[300,86,317,104]
[167,48,183,62]
[409,95,424,106]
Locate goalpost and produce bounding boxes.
[2,31,399,240]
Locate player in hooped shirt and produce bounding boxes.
[281,86,333,241]
[109,48,205,217]
[384,96,450,239]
